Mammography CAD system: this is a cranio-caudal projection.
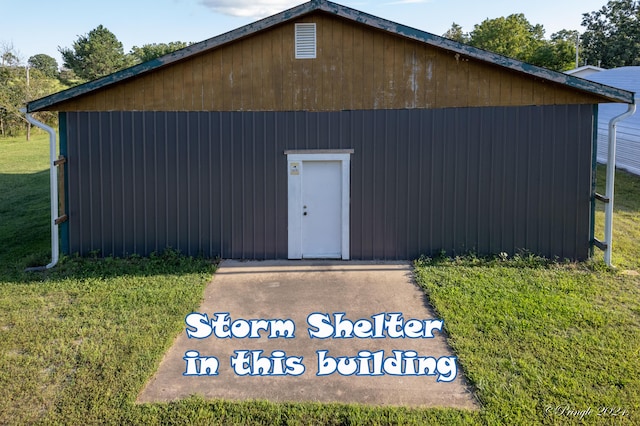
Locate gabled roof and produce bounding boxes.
[584,66,640,92]
[28,0,634,112]
[585,67,640,176]
[565,65,606,76]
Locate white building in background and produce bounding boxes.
[580,66,640,176]
[565,65,605,79]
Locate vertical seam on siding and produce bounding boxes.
[218,113,224,256]
[417,110,423,255]
[197,113,202,255]
[98,113,104,254]
[263,113,267,259]
[120,112,126,256]
[512,108,519,254]
[208,113,214,256]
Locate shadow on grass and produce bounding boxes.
[54,249,217,280]
[1,249,218,288]
[0,170,51,277]
[414,251,559,270]
[596,165,640,214]
[0,170,217,282]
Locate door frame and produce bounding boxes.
[285,150,353,260]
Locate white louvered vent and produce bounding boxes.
[295,23,316,59]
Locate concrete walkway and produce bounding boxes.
[137,260,478,409]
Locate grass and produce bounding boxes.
[0,252,215,424]
[414,255,639,425]
[0,133,52,276]
[592,165,640,269]
[1,134,639,424]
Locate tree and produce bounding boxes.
[469,14,546,62]
[59,25,132,82]
[458,14,576,71]
[529,30,579,71]
[1,41,21,67]
[58,67,80,86]
[28,54,59,79]
[130,42,189,63]
[0,43,24,137]
[581,0,640,68]
[1,43,62,138]
[0,66,61,138]
[0,65,29,138]
[443,23,469,43]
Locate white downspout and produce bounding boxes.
[604,102,636,267]
[20,108,59,270]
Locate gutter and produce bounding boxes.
[20,109,59,270]
[603,102,636,267]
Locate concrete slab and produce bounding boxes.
[137,260,478,409]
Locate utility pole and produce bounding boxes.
[26,65,31,141]
[575,34,580,69]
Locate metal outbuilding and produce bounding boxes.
[26,0,635,262]
[565,65,605,79]
[583,66,640,176]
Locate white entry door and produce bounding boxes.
[301,161,342,258]
[286,151,352,260]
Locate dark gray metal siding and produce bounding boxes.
[63,105,593,260]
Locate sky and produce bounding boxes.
[2,0,609,67]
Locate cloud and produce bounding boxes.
[199,0,304,18]
[385,0,431,4]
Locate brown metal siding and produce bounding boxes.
[53,12,606,112]
[63,104,593,260]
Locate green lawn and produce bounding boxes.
[592,165,640,270]
[0,133,52,276]
[1,134,638,425]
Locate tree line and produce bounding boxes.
[0,31,189,138]
[443,0,640,70]
[2,0,639,139]
[1,43,62,138]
